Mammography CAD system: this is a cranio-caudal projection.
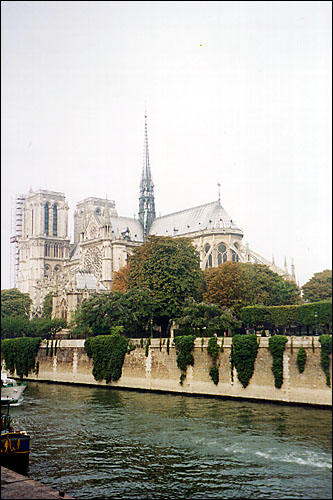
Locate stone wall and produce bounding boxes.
[25,336,332,406]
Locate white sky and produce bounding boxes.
[1,1,332,289]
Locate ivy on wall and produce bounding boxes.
[145,338,151,357]
[268,335,288,388]
[207,337,219,385]
[84,333,129,383]
[1,337,41,379]
[296,347,307,373]
[231,334,259,388]
[318,334,332,386]
[173,335,196,385]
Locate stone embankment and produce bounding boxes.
[25,336,331,406]
[1,467,74,499]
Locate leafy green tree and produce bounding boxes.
[42,293,53,319]
[302,270,332,303]
[1,289,32,319]
[203,262,300,315]
[115,236,205,334]
[177,301,241,336]
[73,289,156,337]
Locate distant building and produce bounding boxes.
[12,115,296,321]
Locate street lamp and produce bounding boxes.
[314,311,318,336]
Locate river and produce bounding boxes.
[7,382,332,499]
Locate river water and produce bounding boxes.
[7,382,332,499]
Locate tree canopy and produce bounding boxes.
[72,289,156,337]
[1,288,32,319]
[113,236,205,332]
[177,301,241,336]
[203,262,300,314]
[302,270,332,303]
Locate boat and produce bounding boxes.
[1,367,26,405]
[1,402,30,473]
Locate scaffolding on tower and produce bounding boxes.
[10,194,25,289]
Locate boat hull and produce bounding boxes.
[1,432,30,473]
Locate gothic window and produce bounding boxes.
[44,264,50,277]
[217,243,227,265]
[44,203,49,235]
[54,244,58,258]
[53,204,58,236]
[204,243,212,269]
[231,250,239,262]
[44,243,47,257]
[54,265,61,273]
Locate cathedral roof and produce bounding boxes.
[109,216,144,242]
[149,201,243,237]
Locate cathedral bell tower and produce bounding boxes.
[139,113,155,239]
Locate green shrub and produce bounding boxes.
[84,333,129,383]
[145,338,151,357]
[318,334,332,386]
[209,365,219,385]
[232,335,259,388]
[268,335,288,388]
[1,337,41,379]
[296,347,307,373]
[173,335,196,385]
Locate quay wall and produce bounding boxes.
[25,337,332,406]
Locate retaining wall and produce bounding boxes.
[25,336,332,406]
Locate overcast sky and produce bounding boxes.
[1,1,332,289]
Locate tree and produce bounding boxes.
[116,236,205,333]
[42,293,53,319]
[302,270,332,303]
[72,289,156,337]
[177,301,240,336]
[1,289,32,319]
[203,262,300,315]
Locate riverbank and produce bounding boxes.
[1,467,74,499]
[23,336,331,406]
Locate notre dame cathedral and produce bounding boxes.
[12,115,296,322]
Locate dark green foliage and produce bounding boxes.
[318,335,332,386]
[124,236,205,332]
[207,337,220,384]
[296,347,307,373]
[1,316,66,339]
[209,365,219,385]
[1,289,32,319]
[46,340,49,356]
[232,335,259,388]
[173,335,196,385]
[1,337,41,379]
[49,341,53,357]
[302,270,332,302]
[166,337,170,355]
[127,341,136,354]
[268,336,288,388]
[230,343,234,382]
[84,333,129,383]
[177,301,240,336]
[145,338,151,357]
[72,289,156,337]
[241,301,332,333]
[207,337,219,363]
[42,293,53,319]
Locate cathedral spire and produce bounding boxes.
[139,112,156,239]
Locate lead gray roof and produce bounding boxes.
[149,201,242,237]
